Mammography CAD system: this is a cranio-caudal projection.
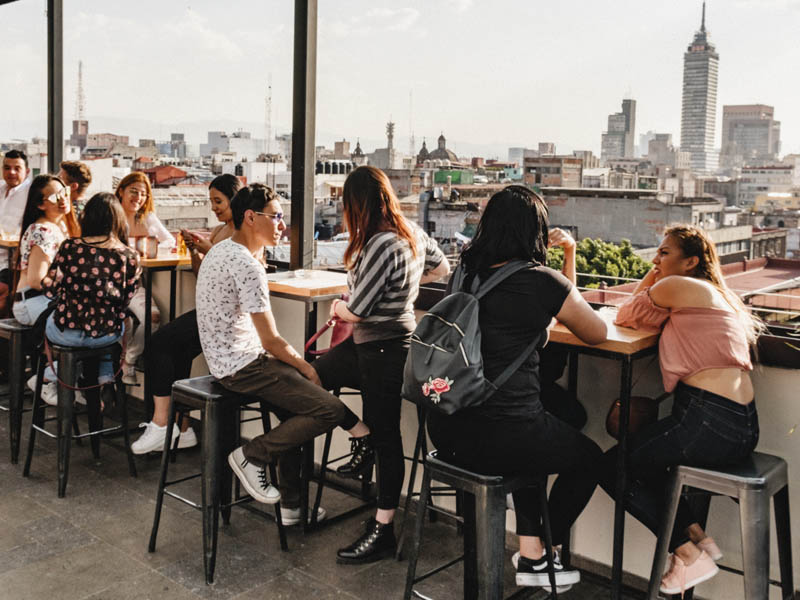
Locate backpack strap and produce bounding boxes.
[472,260,534,299]
[489,331,544,392]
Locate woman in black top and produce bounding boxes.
[427,186,606,592]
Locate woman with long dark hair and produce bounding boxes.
[604,225,762,595]
[13,174,80,405]
[132,174,242,455]
[312,165,449,563]
[42,193,140,388]
[427,185,607,593]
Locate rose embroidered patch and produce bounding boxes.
[422,376,453,404]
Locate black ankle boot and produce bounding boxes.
[336,518,396,564]
[336,434,375,479]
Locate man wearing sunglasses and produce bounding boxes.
[0,150,32,317]
[196,183,350,524]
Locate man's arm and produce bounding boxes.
[250,310,321,385]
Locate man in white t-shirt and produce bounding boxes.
[196,184,349,523]
[0,150,32,317]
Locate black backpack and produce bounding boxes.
[402,260,544,415]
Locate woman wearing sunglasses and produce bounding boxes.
[13,174,80,326]
[12,174,81,405]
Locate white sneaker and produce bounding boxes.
[121,364,137,386]
[280,506,327,526]
[175,426,198,450]
[131,422,179,455]
[227,447,280,505]
[28,375,87,406]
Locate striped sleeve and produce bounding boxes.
[422,229,445,272]
[346,234,402,318]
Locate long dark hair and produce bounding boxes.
[80,192,130,245]
[209,173,242,201]
[461,185,549,275]
[16,175,80,267]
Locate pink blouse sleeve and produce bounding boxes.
[615,288,670,332]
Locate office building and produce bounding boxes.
[601,98,636,160]
[721,104,781,166]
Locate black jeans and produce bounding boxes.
[313,335,409,510]
[427,408,603,546]
[599,382,759,550]
[146,309,202,397]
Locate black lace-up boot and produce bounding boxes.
[336,518,396,564]
[336,434,375,479]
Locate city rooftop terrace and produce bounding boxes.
[2,2,799,599]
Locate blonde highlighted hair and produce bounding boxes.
[665,225,764,345]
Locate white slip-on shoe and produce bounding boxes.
[697,536,723,561]
[280,506,327,526]
[175,426,198,450]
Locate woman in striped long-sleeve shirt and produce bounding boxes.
[313,166,449,564]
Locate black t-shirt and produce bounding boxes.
[454,263,572,420]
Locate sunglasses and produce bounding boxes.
[253,211,284,224]
[44,187,69,205]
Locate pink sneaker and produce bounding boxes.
[660,551,719,595]
[697,536,723,561]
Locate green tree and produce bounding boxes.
[547,238,651,288]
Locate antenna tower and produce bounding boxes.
[75,60,86,121]
[409,90,415,157]
[264,74,273,156]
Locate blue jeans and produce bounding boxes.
[600,382,759,550]
[45,316,123,385]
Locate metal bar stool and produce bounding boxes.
[148,375,289,585]
[22,340,135,496]
[396,405,461,561]
[404,450,559,600]
[647,452,794,600]
[0,318,36,463]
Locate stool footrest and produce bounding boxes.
[165,472,202,487]
[413,555,465,585]
[164,489,201,510]
[72,424,122,439]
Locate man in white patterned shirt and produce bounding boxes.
[0,150,32,316]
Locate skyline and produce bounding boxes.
[2,0,799,158]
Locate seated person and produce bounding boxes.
[426,186,607,593]
[133,174,243,455]
[42,193,140,392]
[602,225,761,595]
[13,174,80,404]
[114,172,174,382]
[196,183,367,524]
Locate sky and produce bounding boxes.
[2,0,799,159]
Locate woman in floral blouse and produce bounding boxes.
[42,193,140,387]
[13,174,80,326]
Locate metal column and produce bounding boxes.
[47,0,64,170]
[290,0,317,270]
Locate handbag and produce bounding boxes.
[304,317,353,356]
[605,392,670,440]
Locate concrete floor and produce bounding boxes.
[0,393,644,600]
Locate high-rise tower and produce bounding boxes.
[680,2,719,174]
[69,60,88,151]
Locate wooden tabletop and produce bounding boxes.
[0,237,20,248]
[549,307,660,355]
[267,270,348,298]
[139,254,192,268]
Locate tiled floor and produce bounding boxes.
[0,391,643,600]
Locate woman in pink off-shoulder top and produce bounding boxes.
[601,225,763,596]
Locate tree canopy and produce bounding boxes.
[547,238,651,288]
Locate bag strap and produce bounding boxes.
[304,318,335,355]
[488,331,544,392]
[472,260,534,299]
[43,336,127,392]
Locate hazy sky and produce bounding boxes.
[2,0,799,158]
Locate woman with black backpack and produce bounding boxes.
[426,185,606,593]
